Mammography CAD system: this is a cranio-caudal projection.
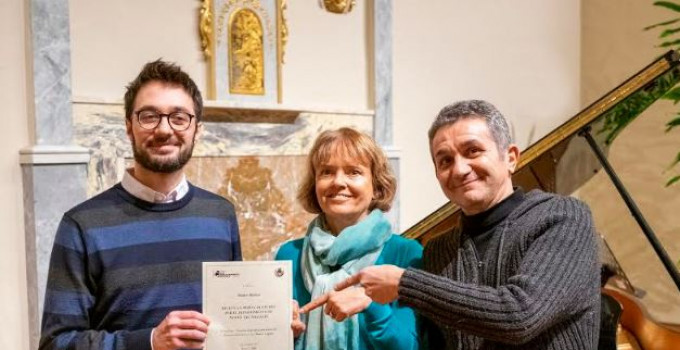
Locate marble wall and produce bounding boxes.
[186,156,312,260]
[73,101,373,260]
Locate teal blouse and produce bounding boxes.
[276,234,423,350]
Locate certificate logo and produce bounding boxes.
[274,267,285,277]
[214,270,239,278]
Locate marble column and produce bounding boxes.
[371,0,393,147]
[371,0,401,231]
[21,0,90,348]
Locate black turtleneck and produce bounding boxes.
[461,187,525,259]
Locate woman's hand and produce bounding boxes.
[291,300,306,338]
[301,287,372,322]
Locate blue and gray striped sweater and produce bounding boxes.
[39,183,242,350]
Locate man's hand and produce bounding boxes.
[335,265,405,304]
[152,311,210,350]
[300,287,372,322]
[291,300,306,338]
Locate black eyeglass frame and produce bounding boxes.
[134,110,196,131]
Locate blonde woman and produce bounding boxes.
[276,127,421,350]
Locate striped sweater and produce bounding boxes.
[39,183,242,350]
[398,190,600,349]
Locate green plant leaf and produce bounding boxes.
[666,115,680,131]
[661,26,680,37]
[659,38,680,47]
[597,70,680,144]
[654,1,680,13]
[648,3,680,188]
[670,151,680,168]
[645,18,680,30]
[666,175,680,186]
[662,86,680,103]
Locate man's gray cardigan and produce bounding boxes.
[399,190,600,349]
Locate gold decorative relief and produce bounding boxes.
[200,0,287,102]
[320,0,355,14]
[279,0,288,63]
[199,0,213,58]
[229,9,265,95]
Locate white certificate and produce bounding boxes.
[203,261,293,350]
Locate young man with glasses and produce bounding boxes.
[39,60,242,350]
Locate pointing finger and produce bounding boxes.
[300,293,329,314]
[334,274,361,292]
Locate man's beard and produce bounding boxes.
[132,135,195,173]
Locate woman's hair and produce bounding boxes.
[297,127,397,214]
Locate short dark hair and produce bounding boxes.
[298,127,397,214]
[124,59,203,122]
[428,100,512,152]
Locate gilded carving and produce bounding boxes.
[280,0,288,63]
[229,9,265,95]
[201,0,286,101]
[199,0,213,58]
[216,1,273,48]
[320,0,355,14]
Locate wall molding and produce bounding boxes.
[20,145,90,165]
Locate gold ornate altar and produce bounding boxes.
[176,1,378,261]
[200,0,287,102]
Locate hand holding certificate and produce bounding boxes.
[203,261,293,350]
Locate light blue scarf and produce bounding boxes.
[297,209,392,350]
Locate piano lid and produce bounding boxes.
[403,50,680,245]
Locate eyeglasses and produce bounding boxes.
[135,110,195,131]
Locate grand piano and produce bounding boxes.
[401,51,680,349]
